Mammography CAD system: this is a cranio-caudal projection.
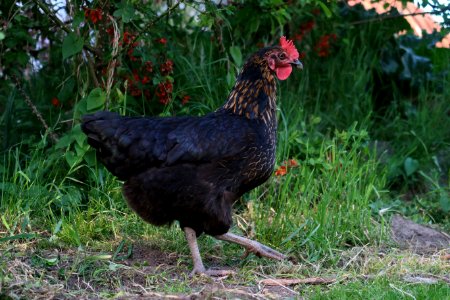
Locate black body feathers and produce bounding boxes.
[81,48,279,236]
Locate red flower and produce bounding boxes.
[156,80,173,105]
[51,97,60,107]
[302,20,315,31]
[160,59,174,75]
[129,83,141,97]
[84,8,103,24]
[127,41,139,60]
[275,158,299,176]
[314,34,337,57]
[156,38,167,45]
[144,61,153,73]
[141,76,151,84]
[287,159,299,167]
[106,26,114,36]
[132,72,139,82]
[123,32,134,45]
[274,166,287,176]
[157,93,170,105]
[181,95,190,105]
[294,20,315,42]
[294,33,303,42]
[162,80,173,93]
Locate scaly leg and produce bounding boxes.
[184,227,235,277]
[215,232,286,261]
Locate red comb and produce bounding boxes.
[279,36,299,60]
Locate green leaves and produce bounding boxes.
[72,11,85,28]
[62,33,84,59]
[229,46,242,66]
[0,233,38,243]
[86,88,106,111]
[404,157,419,177]
[317,1,332,18]
[55,124,91,168]
[113,2,137,23]
[64,151,78,168]
[439,190,450,213]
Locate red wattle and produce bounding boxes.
[276,65,292,80]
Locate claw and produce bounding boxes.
[185,227,287,279]
[215,232,287,261]
[190,267,235,278]
[205,269,236,277]
[184,227,236,278]
[189,265,207,278]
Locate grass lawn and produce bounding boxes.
[0,229,448,299]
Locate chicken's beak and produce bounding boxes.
[291,59,303,70]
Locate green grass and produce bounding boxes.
[309,279,450,299]
[251,123,385,261]
[1,239,448,299]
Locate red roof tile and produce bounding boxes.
[347,0,450,48]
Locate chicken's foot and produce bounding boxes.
[215,232,286,261]
[184,227,235,277]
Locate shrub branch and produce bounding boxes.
[117,0,184,60]
[12,76,59,144]
[31,0,100,57]
[105,15,120,109]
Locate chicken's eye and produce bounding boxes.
[278,53,287,60]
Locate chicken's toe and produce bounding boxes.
[190,268,235,278]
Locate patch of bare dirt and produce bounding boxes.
[124,242,179,267]
[116,243,299,299]
[391,215,450,253]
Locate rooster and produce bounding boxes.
[81,37,302,276]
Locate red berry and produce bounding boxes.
[156,38,167,45]
[51,97,60,107]
[181,95,190,105]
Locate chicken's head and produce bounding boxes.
[266,36,303,80]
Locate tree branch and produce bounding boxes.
[31,0,100,57]
[117,0,184,59]
[105,15,120,109]
[86,53,100,88]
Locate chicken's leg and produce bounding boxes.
[215,232,286,261]
[184,227,235,277]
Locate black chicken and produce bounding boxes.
[81,37,302,276]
